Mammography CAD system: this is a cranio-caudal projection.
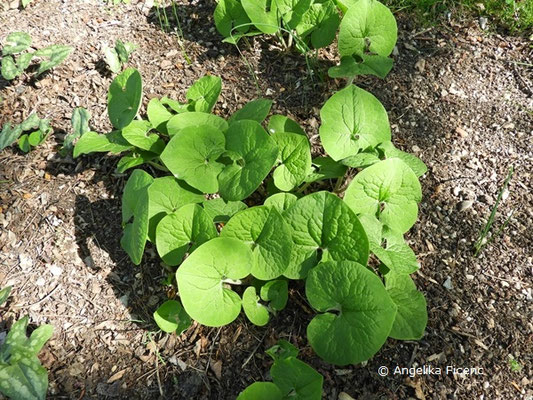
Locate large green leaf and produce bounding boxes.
[122,169,154,224]
[267,114,306,136]
[34,45,73,76]
[237,382,282,400]
[218,120,278,201]
[295,0,340,49]
[271,357,323,400]
[229,99,273,124]
[319,84,390,161]
[275,0,312,29]
[153,299,192,335]
[272,131,311,191]
[202,198,248,223]
[147,176,205,242]
[379,141,427,177]
[166,112,229,137]
[176,237,253,327]
[0,123,23,150]
[241,0,280,34]
[2,32,32,55]
[186,75,222,113]
[121,120,164,153]
[338,0,397,57]
[306,261,397,365]
[72,131,132,158]
[282,191,369,279]
[221,206,292,280]
[147,98,174,134]
[385,273,427,340]
[242,286,270,326]
[264,192,297,213]
[214,0,251,37]
[155,204,217,266]
[328,54,394,79]
[160,125,226,193]
[107,68,143,129]
[344,158,422,233]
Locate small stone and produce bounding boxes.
[19,254,33,270]
[36,277,46,286]
[479,17,488,30]
[49,264,63,276]
[465,274,474,280]
[160,59,173,69]
[443,277,453,290]
[458,200,473,211]
[483,381,490,389]
[415,58,426,73]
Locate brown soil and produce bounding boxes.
[0,1,532,399]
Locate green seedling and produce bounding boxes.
[0,113,52,153]
[104,39,137,73]
[1,32,72,81]
[153,299,191,335]
[60,107,91,156]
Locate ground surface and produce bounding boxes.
[0,0,532,399]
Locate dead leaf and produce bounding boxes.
[107,368,127,384]
[415,58,426,73]
[456,127,468,138]
[406,378,425,400]
[210,360,222,380]
[23,193,32,199]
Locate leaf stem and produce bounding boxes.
[147,160,170,172]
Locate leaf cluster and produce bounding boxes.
[0,113,52,153]
[103,39,137,74]
[73,67,427,366]
[1,32,73,81]
[214,0,398,79]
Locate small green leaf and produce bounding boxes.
[338,0,397,57]
[166,112,228,137]
[122,169,154,224]
[0,286,11,306]
[328,54,394,79]
[176,237,253,327]
[16,52,34,71]
[1,56,21,80]
[276,0,312,29]
[107,68,143,129]
[340,150,380,168]
[214,0,251,37]
[147,98,173,134]
[34,44,73,76]
[202,198,248,223]
[221,206,292,280]
[155,204,217,266]
[161,96,189,113]
[242,286,270,326]
[61,107,91,156]
[306,261,397,365]
[265,339,299,361]
[0,123,22,151]
[121,120,164,153]
[2,32,32,55]
[295,0,340,49]
[271,357,323,400]
[241,0,280,34]
[147,176,205,242]
[304,156,347,183]
[264,192,297,213]
[218,120,278,201]
[282,191,369,279]
[18,134,30,152]
[344,158,422,233]
[186,75,222,113]
[72,131,133,158]
[153,299,192,334]
[260,280,288,311]
[385,273,427,340]
[272,131,311,191]
[28,130,44,146]
[379,141,427,177]
[237,382,282,400]
[268,114,306,136]
[319,84,391,161]
[229,99,273,124]
[115,39,137,63]
[160,125,226,193]
[104,46,121,73]
[116,151,158,173]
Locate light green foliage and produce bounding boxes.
[306,261,397,365]
[238,382,283,400]
[305,156,347,183]
[60,107,91,156]
[344,158,422,233]
[167,112,229,137]
[147,98,174,134]
[0,316,53,400]
[272,131,312,191]
[202,198,248,223]
[282,191,369,279]
[73,131,133,158]
[155,204,217,266]
[268,114,306,136]
[242,286,270,326]
[2,32,31,55]
[229,99,273,124]
[0,286,11,306]
[264,192,297,213]
[221,206,292,280]
[295,0,340,49]
[160,125,226,193]
[319,84,390,161]
[260,279,288,311]
[176,238,253,327]
[241,0,280,34]
[385,273,427,340]
[34,45,73,76]
[214,0,251,38]
[0,113,51,152]
[329,54,393,79]
[218,120,278,201]
[185,75,222,113]
[121,120,164,153]
[379,141,427,177]
[153,299,191,334]
[104,39,137,73]
[107,68,143,129]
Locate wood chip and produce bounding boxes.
[210,360,222,380]
[107,368,127,384]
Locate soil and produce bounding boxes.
[0,0,532,399]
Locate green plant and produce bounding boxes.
[103,39,137,74]
[214,0,398,80]
[474,166,514,257]
[0,113,52,153]
[238,341,323,399]
[60,107,91,157]
[509,358,522,372]
[0,286,54,400]
[1,32,73,81]
[73,68,427,366]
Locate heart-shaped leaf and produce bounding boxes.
[338,0,397,57]
[237,382,282,400]
[272,132,311,191]
[121,120,164,153]
[147,98,174,134]
[282,191,369,279]
[344,158,422,233]
[160,125,226,193]
[218,120,278,201]
[242,286,270,326]
[328,54,394,79]
[319,84,391,161]
[268,114,305,136]
[202,198,248,223]
[295,0,339,49]
[1,56,21,80]
[271,357,323,399]
[221,206,292,280]
[265,340,299,361]
[260,279,288,311]
[306,261,397,365]
[167,112,229,137]
[379,141,427,177]
[153,299,192,335]
[107,68,143,130]
[34,44,73,76]
[264,192,297,213]
[241,0,280,34]
[275,0,312,29]
[176,237,253,327]
[155,204,217,266]
[186,75,222,113]
[2,32,31,55]
[72,131,132,158]
[229,99,273,124]
[214,0,251,37]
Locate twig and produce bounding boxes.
[12,283,61,309]
[242,331,268,368]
